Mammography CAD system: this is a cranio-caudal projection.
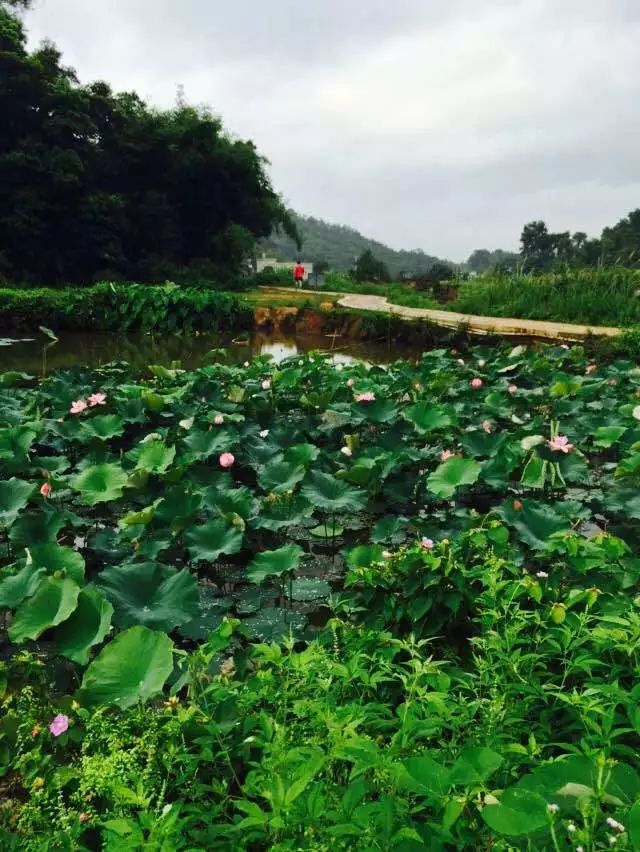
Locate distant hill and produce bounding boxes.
[262,212,454,278]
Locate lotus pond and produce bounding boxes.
[2,342,640,850]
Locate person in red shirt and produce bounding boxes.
[293,260,305,289]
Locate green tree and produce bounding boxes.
[520,221,557,271]
[0,6,297,285]
[354,249,390,282]
[601,209,640,267]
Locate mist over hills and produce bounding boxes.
[262,212,455,277]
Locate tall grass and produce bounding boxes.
[454,267,640,326]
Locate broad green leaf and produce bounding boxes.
[310,522,344,538]
[592,425,627,448]
[450,748,503,785]
[56,588,114,665]
[284,443,320,467]
[28,543,85,583]
[427,457,481,499]
[0,478,34,527]
[287,578,331,601]
[0,563,45,608]
[628,800,640,849]
[79,626,174,709]
[401,756,451,798]
[259,459,306,494]
[0,371,34,388]
[345,545,385,569]
[134,440,176,474]
[371,516,407,544]
[0,426,37,462]
[499,499,571,551]
[9,577,80,643]
[405,403,454,434]
[252,495,314,532]
[481,788,548,836]
[247,544,303,584]
[301,471,367,513]
[182,429,228,459]
[185,519,243,563]
[96,562,198,631]
[520,455,547,489]
[71,463,129,505]
[241,607,306,642]
[79,415,125,442]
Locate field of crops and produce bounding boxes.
[2,343,640,849]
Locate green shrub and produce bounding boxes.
[0,282,252,333]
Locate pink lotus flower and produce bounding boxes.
[548,435,574,454]
[585,364,597,375]
[482,419,492,433]
[347,378,354,388]
[49,714,69,736]
[70,399,87,415]
[471,378,483,389]
[440,449,454,461]
[261,379,271,390]
[355,391,375,403]
[88,392,106,407]
[219,452,235,468]
[420,537,434,550]
[40,482,52,498]
[508,385,518,395]
[609,378,617,386]
[214,414,224,425]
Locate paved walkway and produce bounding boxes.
[266,287,621,341]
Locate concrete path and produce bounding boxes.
[266,287,621,341]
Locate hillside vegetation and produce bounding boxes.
[263,212,452,278]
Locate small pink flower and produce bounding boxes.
[70,400,87,415]
[471,378,483,389]
[79,812,90,824]
[609,378,617,386]
[585,364,597,375]
[88,392,106,407]
[347,378,354,388]
[508,385,518,395]
[214,414,224,425]
[420,537,434,550]
[482,419,492,433]
[219,452,235,468]
[548,435,574,454]
[261,379,271,390]
[355,391,375,403]
[440,449,454,461]
[40,482,52,498]
[49,714,69,736]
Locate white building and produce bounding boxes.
[255,255,313,280]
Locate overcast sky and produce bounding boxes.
[22,0,640,261]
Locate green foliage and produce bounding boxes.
[0,7,296,285]
[455,266,640,325]
[0,282,252,333]
[0,342,640,848]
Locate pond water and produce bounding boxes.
[0,329,423,374]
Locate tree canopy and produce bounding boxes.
[0,6,297,285]
[353,249,390,283]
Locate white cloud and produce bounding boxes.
[23,0,640,258]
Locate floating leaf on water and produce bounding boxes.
[241,607,307,642]
[287,578,331,601]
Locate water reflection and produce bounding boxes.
[0,329,418,374]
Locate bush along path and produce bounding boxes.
[267,286,622,341]
[2,343,640,848]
